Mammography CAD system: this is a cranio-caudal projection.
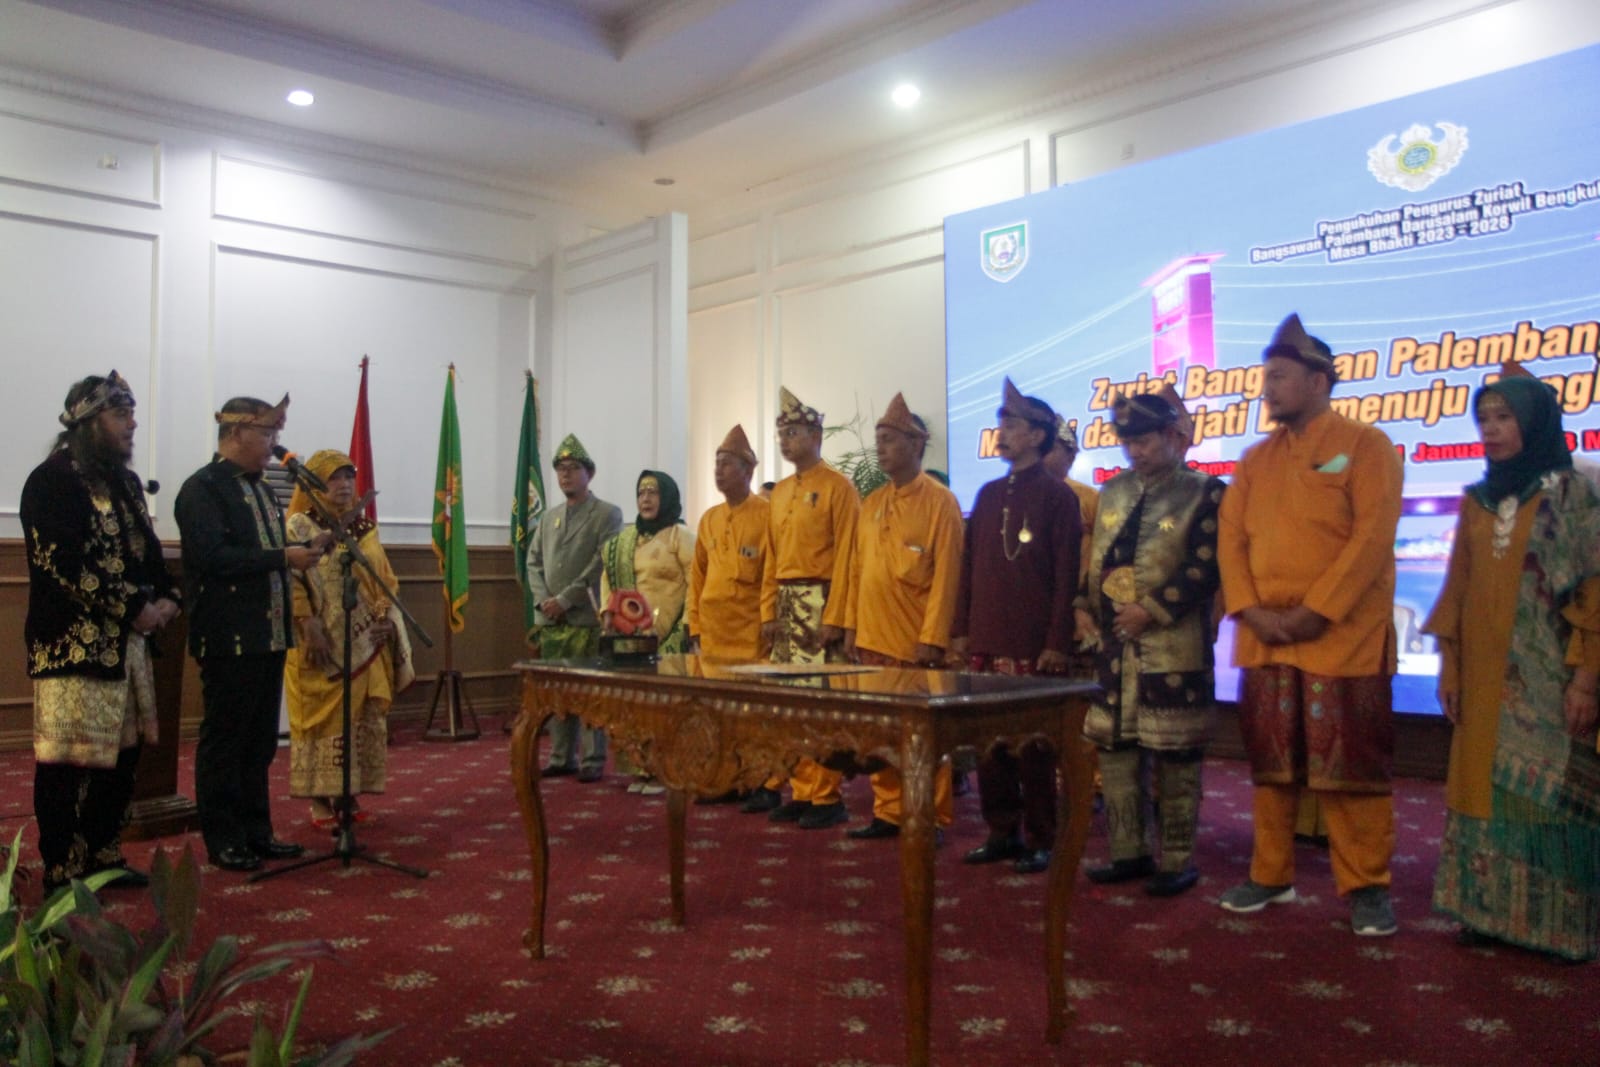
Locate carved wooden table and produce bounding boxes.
[511,656,1097,1067]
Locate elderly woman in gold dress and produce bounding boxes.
[284,450,412,826]
[600,469,695,793]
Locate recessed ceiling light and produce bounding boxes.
[653,177,675,186]
[286,89,315,107]
[891,83,921,109]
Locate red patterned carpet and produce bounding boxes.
[2,721,1593,1067]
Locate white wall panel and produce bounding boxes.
[0,110,159,205]
[0,215,154,531]
[772,258,949,478]
[688,219,759,290]
[686,298,762,520]
[212,247,533,543]
[558,266,659,508]
[214,154,540,268]
[548,215,688,515]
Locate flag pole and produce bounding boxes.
[424,362,479,741]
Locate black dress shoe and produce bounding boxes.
[739,787,782,814]
[1085,856,1157,885]
[847,817,901,840]
[768,799,811,823]
[1146,866,1200,897]
[249,839,305,860]
[1013,848,1052,874]
[695,789,743,806]
[797,803,848,830]
[1455,927,1499,948]
[210,846,263,872]
[962,835,1027,865]
[577,766,604,783]
[542,763,578,777]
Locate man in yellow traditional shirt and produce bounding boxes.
[741,387,860,828]
[1217,313,1403,937]
[687,424,769,661]
[841,397,962,840]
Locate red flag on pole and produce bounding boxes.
[349,355,377,521]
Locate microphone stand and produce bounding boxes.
[253,473,432,884]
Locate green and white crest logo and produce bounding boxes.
[981,221,1028,283]
[1367,122,1468,192]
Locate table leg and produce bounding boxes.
[897,724,937,1067]
[511,697,553,960]
[1045,699,1094,1043]
[666,788,688,926]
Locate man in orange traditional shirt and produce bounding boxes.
[740,387,860,829]
[1217,313,1403,937]
[841,398,962,840]
[687,424,769,662]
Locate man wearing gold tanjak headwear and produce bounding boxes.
[177,394,329,873]
[1218,314,1403,937]
[1076,387,1223,897]
[743,387,859,828]
[688,424,768,661]
[953,378,1083,874]
[841,396,962,840]
[284,450,413,828]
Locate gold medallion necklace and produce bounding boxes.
[1000,505,1033,561]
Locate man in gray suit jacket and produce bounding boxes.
[526,433,623,781]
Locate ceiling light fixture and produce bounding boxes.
[891,83,921,109]
[653,177,675,186]
[286,89,314,107]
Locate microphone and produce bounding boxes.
[272,445,328,493]
[144,480,160,495]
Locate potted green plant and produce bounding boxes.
[0,829,391,1066]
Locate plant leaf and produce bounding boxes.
[0,826,23,910]
[276,965,316,1063]
[246,1012,282,1067]
[79,995,117,1067]
[294,1027,398,1067]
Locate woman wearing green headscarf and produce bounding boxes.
[1424,374,1600,961]
[601,470,696,793]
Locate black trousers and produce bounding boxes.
[195,652,285,857]
[34,744,140,888]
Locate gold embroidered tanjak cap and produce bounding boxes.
[1111,391,1179,438]
[1263,313,1338,381]
[215,393,289,430]
[60,370,135,427]
[997,377,1056,429]
[875,392,927,440]
[1158,381,1195,444]
[1054,416,1079,453]
[552,432,595,472]
[716,423,758,467]
[777,386,823,428]
[1499,359,1535,379]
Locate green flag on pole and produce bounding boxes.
[511,371,546,639]
[432,364,469,632]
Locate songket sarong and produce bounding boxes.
[1239,666,1393,793]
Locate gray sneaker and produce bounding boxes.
[1349,886,1397,937]
[1218,879,1296,913]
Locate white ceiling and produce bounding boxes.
[1,0,1340,217]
